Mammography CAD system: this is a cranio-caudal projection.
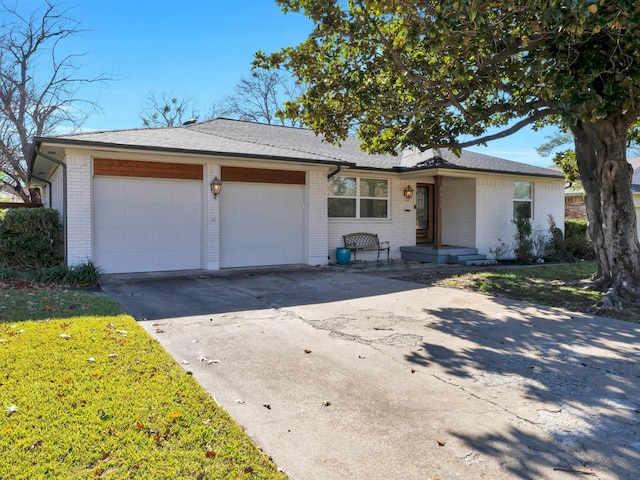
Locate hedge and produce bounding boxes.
[0,208,62,269]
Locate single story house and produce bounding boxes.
[28,118,564,274]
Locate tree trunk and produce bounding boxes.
[571,114,640,309]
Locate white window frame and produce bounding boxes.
[513,181,533,219]
[328,176,389,219]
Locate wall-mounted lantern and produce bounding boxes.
[210,176,222,199]
[403,185,414,201]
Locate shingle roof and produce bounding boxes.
[38,118,562,178]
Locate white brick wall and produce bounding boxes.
[533,181,565,233]
[441,178,476,247]
[307,170,329,265]
[475,178,514,256]
[475,177,565,258]
[327,176,415,261]
[206,163,221,270]
[65,154,93,266]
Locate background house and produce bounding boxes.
[562,157,640,240]
[29,118,564,274]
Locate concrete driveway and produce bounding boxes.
[100,266,640,480]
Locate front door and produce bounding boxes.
[416,184,433,244]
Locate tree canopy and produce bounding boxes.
[257,0,640,308]
[257,1,640,153]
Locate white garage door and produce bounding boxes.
[94,177,202,273]
[220,183,304,268]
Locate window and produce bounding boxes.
[513,182,532,218]
[328,177,388,218]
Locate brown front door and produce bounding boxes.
[416,184,433,244]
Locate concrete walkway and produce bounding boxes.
[100,266,640,480]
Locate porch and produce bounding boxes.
[399,245,496,266]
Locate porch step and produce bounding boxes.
[400,246,496,266]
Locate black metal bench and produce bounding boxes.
[343,232,390,261]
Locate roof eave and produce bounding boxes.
[33,136,356,168]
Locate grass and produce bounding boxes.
[0,287,287,480]
[405,261,640,323]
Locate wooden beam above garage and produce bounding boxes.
[94,159,203,180]
[221,166,306,185]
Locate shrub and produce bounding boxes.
[0,267,17,281]
[29,260,103,286]
[512,204,534,263]
[565,219,595,260]
[489,238,512,261]
[0,208,62,270]
[546,214,570,261]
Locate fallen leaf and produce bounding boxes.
[206,449,216,458]
[30,439,42,450]
[134,422,145,429]
[65,377,72,384]
[43,305,56,311]
[437,440,446,447]
[244,467,254,474]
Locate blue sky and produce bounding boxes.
[25,0,558,168]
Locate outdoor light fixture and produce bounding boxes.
[210,176,222,198]
[403,185,414,201]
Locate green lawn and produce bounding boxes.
[406,261,640,323]
[0,287,286,480]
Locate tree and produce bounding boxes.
[140,91,198,127]
[140,71,303,127]
[0,0,109,202]
[256,0,640,309]
[220,69,304,126]
[536,132,580,183]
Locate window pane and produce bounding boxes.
[514,201,532,219]
[360,179,388,198]
[514,182,532,200]
[360,199,388,218]
[328,177,356,197]
[328,198,356,217]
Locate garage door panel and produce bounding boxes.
[94,177,202,274]
[220,183,304,268]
